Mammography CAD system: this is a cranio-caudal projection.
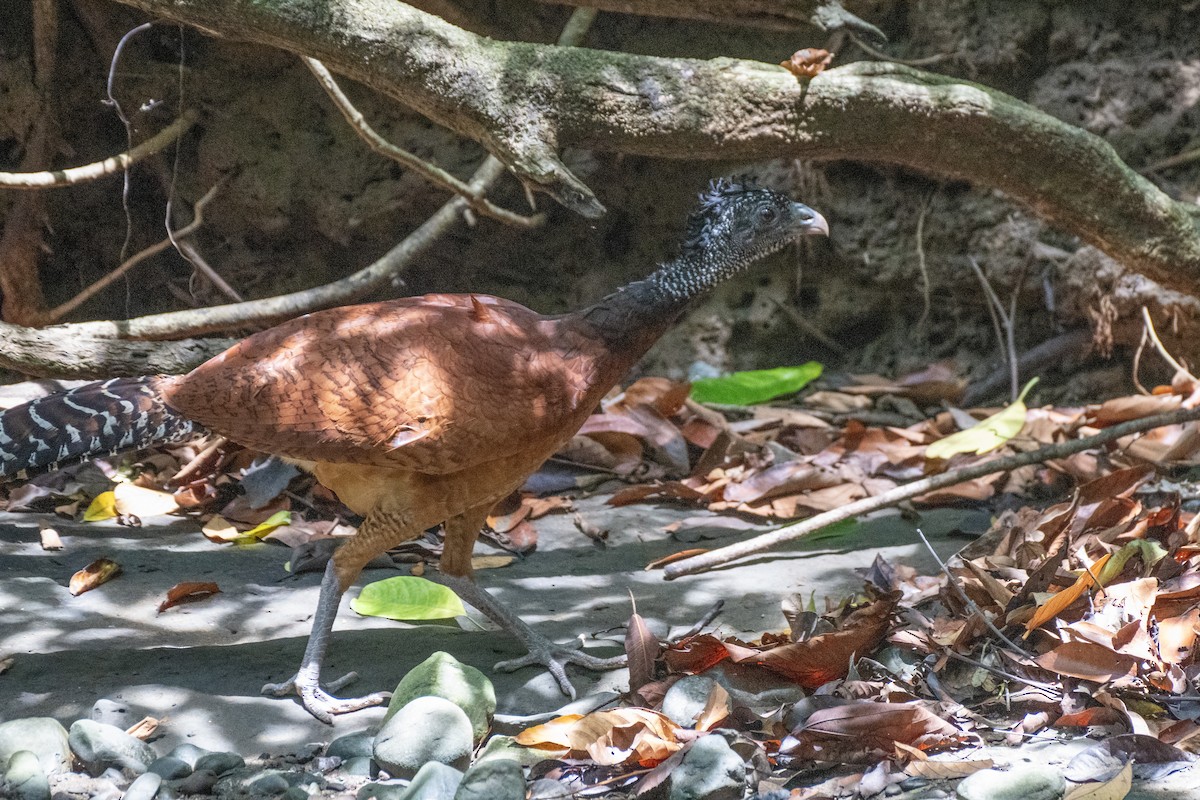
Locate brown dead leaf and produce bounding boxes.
[780,47,833,78]
[610,377,691,416]
[1063,761,1133,800]
[113,482,179,518]
[514,708,683,767]
[158,581,221,612]
[785,702,967,758]
[0,656,14,675]
[1025,552,1113,632]
[124,717,161,740]
[645,548,709,570]
[1035,641,1138,683]
[903,758,994,780]
[1089,394,1182,427]
[1155,608,1200,664]
[39,522,63,551]
[626,611,660,696]
[69,557,121,596]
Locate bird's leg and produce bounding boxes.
[436,572,626,698]
[261,559,391,723]
[438,507,625,699]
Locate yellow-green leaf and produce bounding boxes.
[350,576,466,621]
[690,363,823,406]
[926,378,1038,460]
[240,510,292,541]
[83,491,118,522]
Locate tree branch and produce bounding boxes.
[529,0,885,37]
[104,0,1200,296]
[0,322,234,378]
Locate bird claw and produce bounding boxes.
[494,641,626,699]
[261,671,391,724]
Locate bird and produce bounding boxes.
[0,179,828,723]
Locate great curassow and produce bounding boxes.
[0,179,828,722]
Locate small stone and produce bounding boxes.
[167,743,211,767]
[668,734,746,800]
[373,697,474,779]
[956,766,1066,800]
[121,772,163,800]
[193,751,245,776]
[282,787,311,800]
[472,735,544,767]
[341,757,376,777]
[148,755,192,779]
[4,750,51,800]
[662,676,728,729]
[68,720,158,776]
[356,782,409,800]
[400,760,464,799]
[327,731,374,761]
[242,770,290,796]
[90,699,132,728]
[0,718,71,774]
[383,652,496,742]
[453,759,524,800]
[173,768,219,794]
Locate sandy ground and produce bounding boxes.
[0,497,983,752]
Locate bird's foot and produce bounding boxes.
[494,639,626,699]
[261,670,391,724]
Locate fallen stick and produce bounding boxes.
[663,406,1200,580]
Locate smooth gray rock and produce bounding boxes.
[173,768,219,795]
[121,771,162,800]
[528,778,572,800]
[661,676,728,729]
[69,720,158,776]
[472,735,544,767]
[167,744,211,768]
[214,768,320,797]
[193,751,245,776]
[669,735,745,800]
[0,718,71,774]
[373,697,474,779]
[4,750,51,800]
[383,652,496,741]
[327,731,375,761]
[400,761,464,800]
[956,766,1066,800]
[91,699,133,729]
[342,756,376,777]
[453,759,524,800]
[148,756,192,779]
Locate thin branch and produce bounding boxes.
[44,179,225,323]
[771,298,848,355]
[0,111,198,190]
[301,57,542,229]
[1141,305,1197,382]
[663,405,1200,579]
[1139,146,1200,175]
[969,257,1018,401]
[914,191,932,328]
[914,527,1031,658]
[849,33,956,67]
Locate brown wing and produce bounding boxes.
[163,294,607,474]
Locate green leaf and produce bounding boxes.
[926,378,1039,460]
[690,362,823,406]
[240,510,292,541]
[1095,539,1167,585]
[350,576,467,621]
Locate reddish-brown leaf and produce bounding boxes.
[69,558,121,596]
[780,48,834,78]
[626,611,660,695]
[158,581,221,613]
[1035,641,1138,682]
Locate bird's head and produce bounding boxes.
[682,178,829,272]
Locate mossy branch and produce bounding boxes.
[103,0,1200,296]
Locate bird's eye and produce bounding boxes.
[757,206,777,223]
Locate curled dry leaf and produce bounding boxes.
[780,48,834,78]
[69,557,122,596]
[514,708,683,767]
[158,581,221,613]
[124,717,161,740]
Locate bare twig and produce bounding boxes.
[301,58,542,229]
[1139,146,1200,175]
[0,111,198,190]
[914,191,932,328]
[914,527,1031,657]
[44,178,225,323]
[849,33,956,67]
[969,257,1019,401]
[1141,305,1197,382]
[663,405,1200,579]
[771,298,848,355]
[1131,325,1152,396]
[170,435,229,485]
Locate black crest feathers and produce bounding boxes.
[684,176,761,249]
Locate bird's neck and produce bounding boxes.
[573,251,727,356]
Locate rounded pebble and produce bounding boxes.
[166,744,211,767]
[193,751,245,776]
[454,758,524,800]
[90,699,133,729]
[662,676,728,729]
[68,720,158,776]
[327,731,374,761]
[383,652,495,742]
[121,771,163,800]
[956,765,1066,800]
[669,734,745,800]
[341,756,376,777]
[373,697,474,779]
[4,750,51,800]
[173,768,219,794]
[0,718,71,775]
[148,755,192,780]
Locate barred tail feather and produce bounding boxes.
[0,376,199,478]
